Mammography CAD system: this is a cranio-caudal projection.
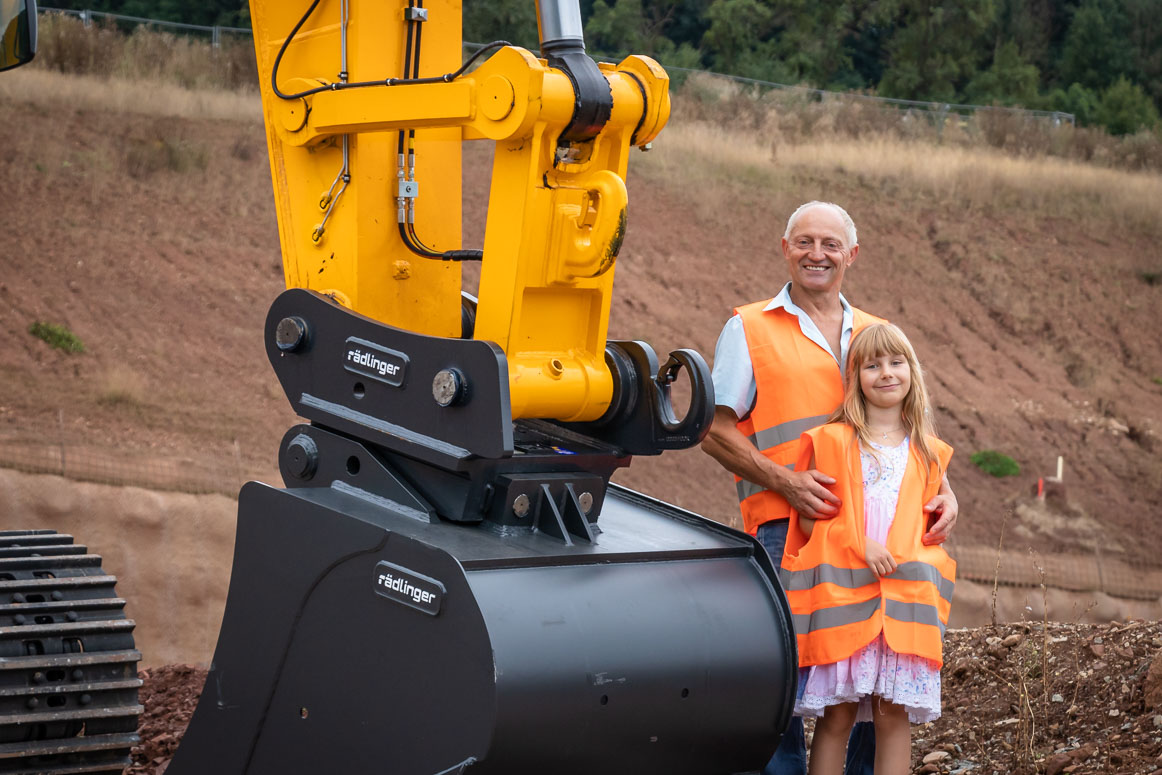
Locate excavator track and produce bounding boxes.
[0,531,141,775]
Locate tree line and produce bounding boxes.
[49,0,1161,135]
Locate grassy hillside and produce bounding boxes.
[1,68,1160,564]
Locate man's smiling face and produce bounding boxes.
[781,205,858,294]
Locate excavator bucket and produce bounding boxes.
[169,468,795,775]
[164,291,800,775]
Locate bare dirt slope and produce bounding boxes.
[1,96,1161,565]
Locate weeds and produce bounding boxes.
[32,14,257,92]
[96,366,147,408]
[971,450,1021,477]
[125,136,208,177]
[28,322,85,353]
[991,510,1009,626]
[673,72,1162,175]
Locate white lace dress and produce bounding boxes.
[793,437,943,724]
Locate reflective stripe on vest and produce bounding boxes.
[731,300,886,535]
[780,423,955,666]
[781,560,954,603]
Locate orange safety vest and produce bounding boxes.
[733,299,886,535]
[780,423,955,667]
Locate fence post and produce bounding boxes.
[80,9,91,27]
[212,26,221,49]
[56,409,67,477]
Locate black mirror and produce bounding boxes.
[1,0,38,73]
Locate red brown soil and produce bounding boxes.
[128,622,1162,775]
[3,99,1160,561]
[3,80,1162,775]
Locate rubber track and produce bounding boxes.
[0,531,141,775]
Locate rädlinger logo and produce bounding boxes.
[343,337,409,388]
[373,561,445,616]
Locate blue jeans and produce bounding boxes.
[758,521,875,775]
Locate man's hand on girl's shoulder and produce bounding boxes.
[921,492,958,545]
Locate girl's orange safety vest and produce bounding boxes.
[780,423,955,667]
[733,300,885,535]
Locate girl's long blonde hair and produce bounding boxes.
[829,323,941,471]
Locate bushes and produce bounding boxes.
[970,450,1021,478]
[32,13,257,92]
[671,73,1162,174]
[29,322,85,353]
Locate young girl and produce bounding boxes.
[781,323,955,775]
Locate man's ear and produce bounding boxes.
[846,243,859,267]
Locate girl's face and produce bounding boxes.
[858,352,912,410]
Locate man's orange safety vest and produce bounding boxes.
[733,299,885,535]
[780,423,955,667]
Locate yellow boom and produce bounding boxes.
[250,0,669,422]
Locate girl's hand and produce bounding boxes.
[865,539,897,578]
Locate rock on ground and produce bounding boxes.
[125,621,1162,775]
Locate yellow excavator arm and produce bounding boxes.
[251,0,669,423]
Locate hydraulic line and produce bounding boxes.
[271,0,485,260]
[394,0,484,262]
[270,0,509,101]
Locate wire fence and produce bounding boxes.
[0,427,275,499]
[38,7,1074,126]
[0,426,1157,600]
[40,6,251,48]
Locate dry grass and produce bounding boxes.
[643,119,1162,239]
[0,68,260,122]
[34,13,257,91]
[96,366,149,408]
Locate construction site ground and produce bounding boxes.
[2,74,1162,774]
[128,620,1162,775]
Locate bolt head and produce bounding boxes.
[285,434,319,480]
[275,317,309,352]
[578,491,594,514]
[432,369,466,407]
[513,493,531,518]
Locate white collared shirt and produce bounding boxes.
[711,282,855,419]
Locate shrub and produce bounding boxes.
[28,321,85,353]
[970,450,1021,478]
[1096,77,1160,136]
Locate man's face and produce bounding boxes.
[781,206,858,294]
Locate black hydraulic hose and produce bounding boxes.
[272,0,486,262]
[273,23,512,101]
[396,0,484,262]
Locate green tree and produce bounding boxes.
[964,40,1040,105]
[701,0,776,77]
[1095,76,1160,134]
[1058,0,1132,91]
[1124,0,1162,113]
[876,0,996,102]
[586,0,702,67]
[463,0,539,49]
[1048,82,1100,125]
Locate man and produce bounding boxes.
[701,201,958,775]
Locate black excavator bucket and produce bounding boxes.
[167,290,799,775]
[169,478,795,775]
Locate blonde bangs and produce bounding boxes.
[832,323,944,473]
